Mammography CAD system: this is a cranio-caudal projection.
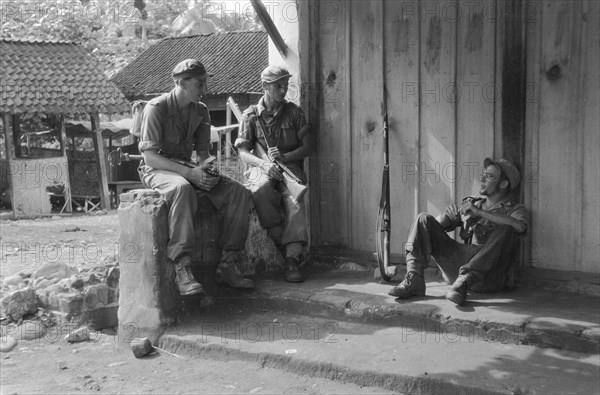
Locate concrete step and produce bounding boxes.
[233,269,600,355]
[160,305,600,395]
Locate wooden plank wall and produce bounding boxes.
[312,0,502,255]
[525,0,600,274]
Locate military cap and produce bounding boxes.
[484,157,520,190]
[172,59,214,79]
[261,65,292,83]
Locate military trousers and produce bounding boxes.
[141,168,251,262]
[405,213,518,292]
[247,166,308,258]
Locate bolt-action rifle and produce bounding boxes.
[108,148,243,186]
[227,97,307,204]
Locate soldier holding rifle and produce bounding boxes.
[236,66,312,283]
[138,59,254,297]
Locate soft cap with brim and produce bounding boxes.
[172,59,214,79]
[261,65,292,83]
[484,157,520,191]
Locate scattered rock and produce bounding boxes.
[57,361,67,370]
[71,278,85,290]
[84,273,100,285]
[34,279,51,290]
[63,226,83,232]
[33,262,78,281]
[2,275,24,288]
[131,337,154,358]
[105,267,120,288]
[1,288,38,321]
[85,378,101,391]
[338,262,368,271]
[65,327,91,343]
[16,320,46,340]
[0,336,17,353]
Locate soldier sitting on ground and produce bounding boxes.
[388,157,529,306]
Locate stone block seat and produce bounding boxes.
[117,188,286,342]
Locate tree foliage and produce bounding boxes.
[1,0,263,78]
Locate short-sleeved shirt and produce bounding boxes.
[138,90,212,163]
[448,197,529,245]
[235,97,308,175]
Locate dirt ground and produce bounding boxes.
[1,332,396,394]
[0,211,121,279]
[0,212,396,395]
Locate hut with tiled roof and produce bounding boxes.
[0,38,130,218]
[111,30,268,118]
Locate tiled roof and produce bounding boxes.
[0,38,130,115]
[111,31,268,101]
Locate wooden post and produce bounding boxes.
[251,0,288,58]
[11,114,21,158]
[3,113,13,159]
[90,112,111,210]
[225,104,232,168]
[59,115,72,213]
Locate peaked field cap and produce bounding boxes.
[484,157,521,190]
[172,59,214,79]
[261,65,292,83]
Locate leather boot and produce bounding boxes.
[215,251,254,289]
[446,273,472,306]
[173,257,205,296]
[284,257,304,283]
[388,272,426,298]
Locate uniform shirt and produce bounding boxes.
[235,97,308,174]
[447,197,529,245]
[138,90,212,162]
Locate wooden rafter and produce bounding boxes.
[251,0,288,58]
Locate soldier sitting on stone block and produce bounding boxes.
[235,66,312,283]
[138,59,254,296]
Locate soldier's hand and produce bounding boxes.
[264,162,283,182]
[188,167,219,191]
[460,200,479,217]
[444,204,460,220]
[267,147,282,161]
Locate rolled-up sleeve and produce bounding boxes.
[195,105,212,152]
[234,112,256,151]
[138,103,164,153]
[508,204,529,235]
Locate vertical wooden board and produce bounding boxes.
[581,0,600,274]
[419,0,458,215]
[350,0,384,251]
[523,0,542,269]
[385,0,420,253]
[316,0,351,248]
[456,0,496,200]
[534,0,583,271]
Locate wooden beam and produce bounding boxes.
[251,0,288,58]
[11,114,21,158]
[59,115,67,157]
[3,113,13,159]
[59,115,73,213]
[90,112,111,210]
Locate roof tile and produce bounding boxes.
[111,31,268,101]
[0,38,130,115]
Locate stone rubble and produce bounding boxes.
[0,260,121,344]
